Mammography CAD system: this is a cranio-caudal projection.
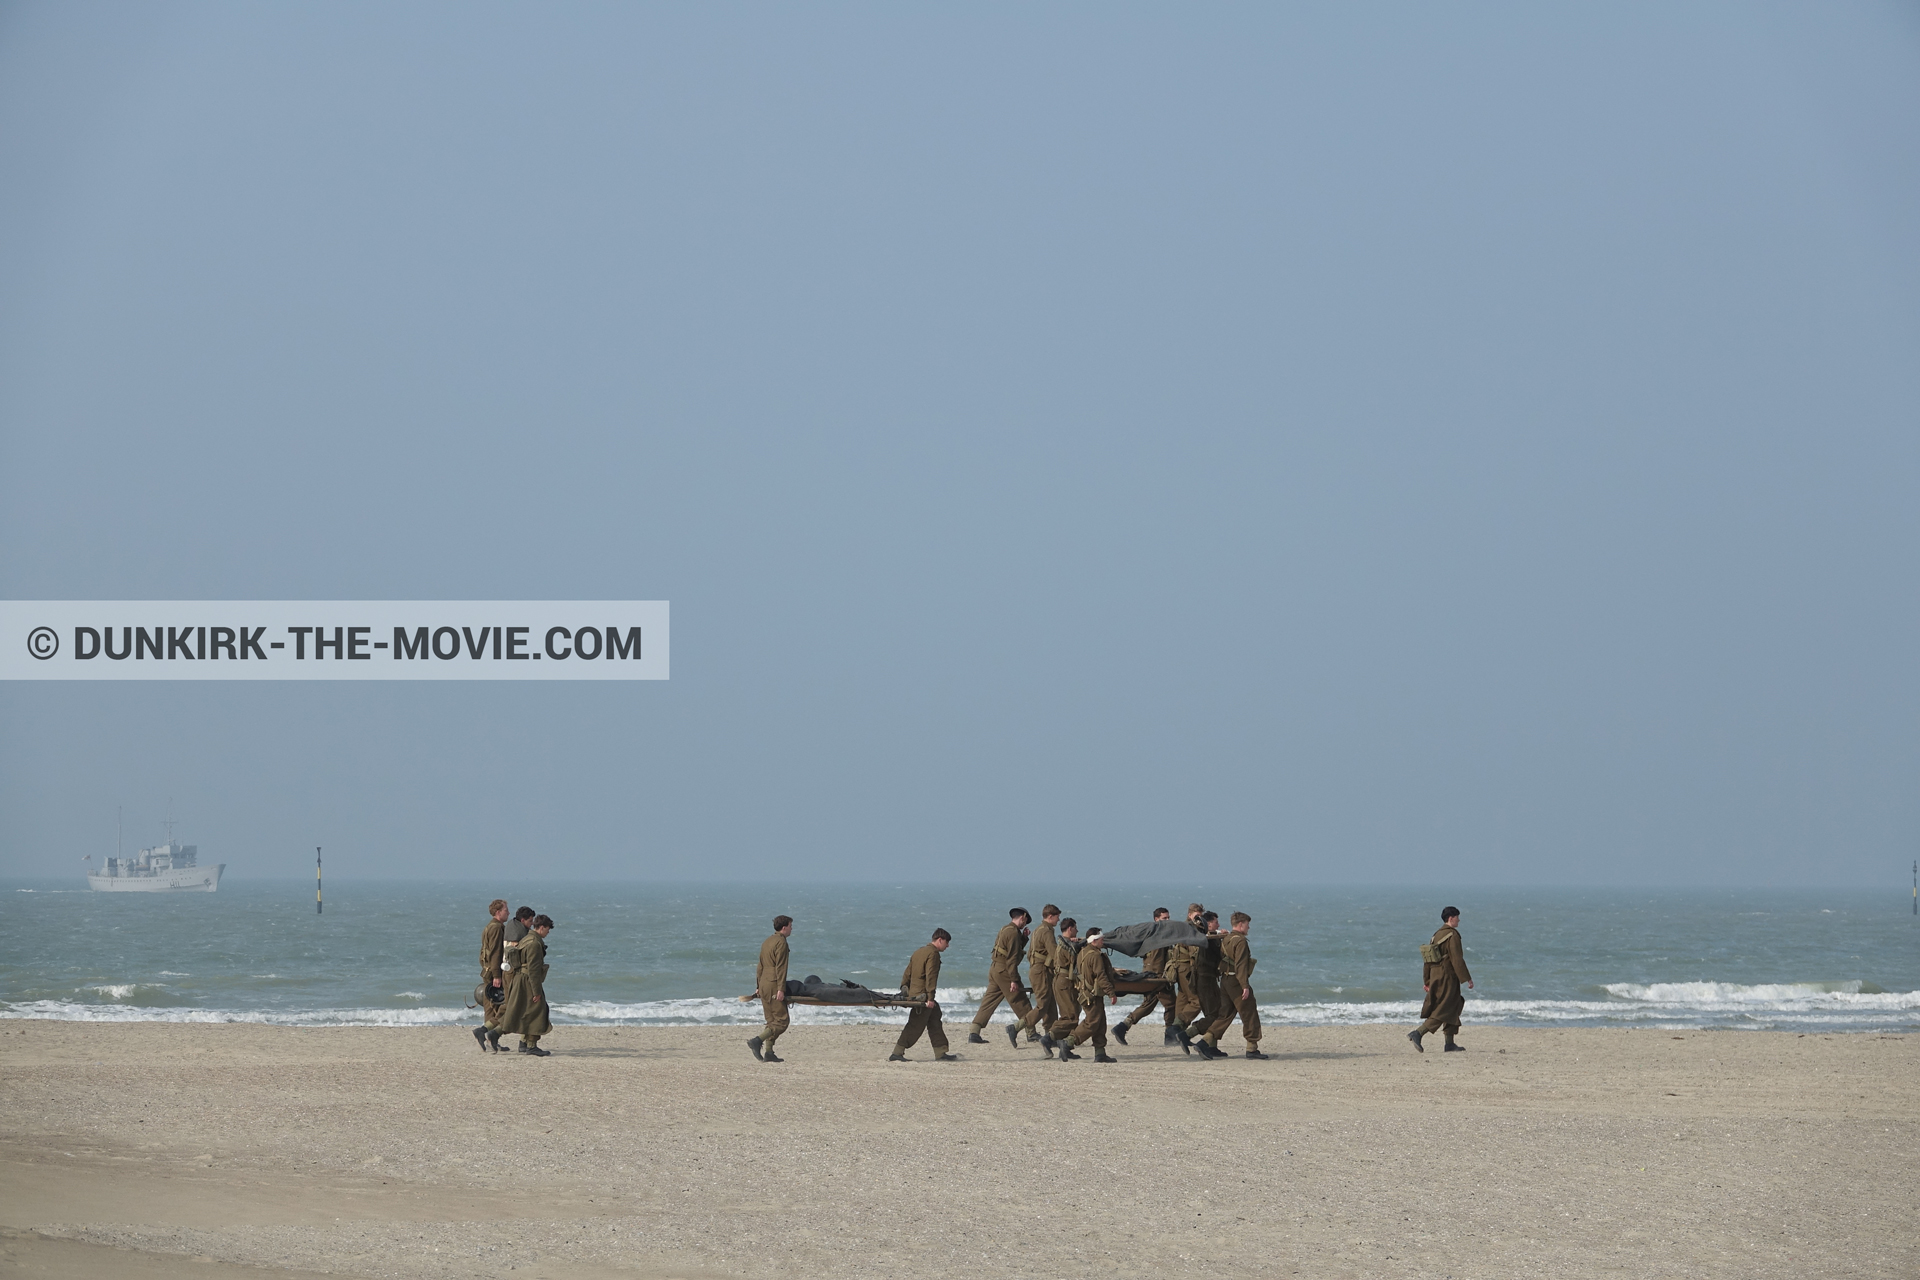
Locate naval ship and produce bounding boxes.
[87,813,224,892]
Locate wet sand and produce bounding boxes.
[0,1020,1911,1279]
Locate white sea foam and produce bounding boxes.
[0,1000,476,1026]
[5,981,1914,1031]
[1602,980,1892,1004]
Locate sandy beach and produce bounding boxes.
[0,1020,1911,1279]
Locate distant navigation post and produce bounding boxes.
[316,847,323,915]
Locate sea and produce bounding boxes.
[3,881,1916,1034]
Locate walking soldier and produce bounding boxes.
[1199,911,1266,1059]
[1059,928,1119,1063]
[474,898,509,1052]
[1409,907,1473,1053]
[1114,906,1175,1046]
[968,908,1035,1048]
[889,929,957,1061]
[749,915,793,1063]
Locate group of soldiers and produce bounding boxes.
[472,899,557,1056]
[473,897,1476,1062]
[750,902,1273,1064]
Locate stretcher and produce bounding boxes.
[737,972,1170,1004]
[1107,969,1174,995]
[736,975,928,1008]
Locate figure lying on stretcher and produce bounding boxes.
[740,968,1171,1008]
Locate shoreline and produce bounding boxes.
[7,985,1916,1035]
[4,1020,1914,1278]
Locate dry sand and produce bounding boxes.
[0,1019,1912,1279]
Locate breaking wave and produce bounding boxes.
[0,1000,477,1026]
[4,981,1914,1031]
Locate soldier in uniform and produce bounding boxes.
[486,906,535,1052]
[1166,903,1206,1048]
[1199,911,1266,1059]
[1113,906,1174,1047]
[499,914,555,1056]
[1040,918,1082,1056]
[1018,905,1062,1044]
[749,915,793,1063]
[968,908,1034,1048]
[1182,910,1225,1043]
[889,928,956,1061]
[1059,928,1119,1062]
[1409,906,1473,1053]
[474,898,509,1052]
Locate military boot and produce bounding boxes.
[1407,1030,1425,1053]
[1111,1022,1129,1046]
[1245,1047,1270,1060]
[1093,1050,1117,1063]
[472,1026,489,1052]
[746,1036,765,1061]
[486,1030,503,1052]
[1444,1036,1465,1052]
[1005,1023,1022,1049]
[1026,1028,1041,1043]
[1058,1042,1081,1061]
[966,1030,989,1045]
[932,1052,959,1062]
[1172,1025,1193,1056]
[762,1049,784,1063]
[1163,1027,1180,1047]
[887,1051,908,1062]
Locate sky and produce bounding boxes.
[1,3,1916,887]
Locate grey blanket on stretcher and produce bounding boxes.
[783,976,909,1005]
[1098,919,1205,959]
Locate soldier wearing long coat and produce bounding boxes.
[1410,907,1473,1052]
[500,916,554,1055]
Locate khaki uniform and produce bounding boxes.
[498,930,551,1043]
[1417,926,1472,1036]
[1205,932,1261,1047]
[893,943,949,1055]
[1183,932,1223,1035]
[1047,936,1083,1041]
[971,922,1034,1029]
[1024,922,1058,1031]
[1123,944,1175,1027]
[756,932,791,1050]
[1068,944,1117,1049]
[480,918,506,1030]
[1167,922,1204,1026]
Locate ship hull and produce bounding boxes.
[87,864,225,892]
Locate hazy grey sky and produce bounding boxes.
[2,4,1916,886]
